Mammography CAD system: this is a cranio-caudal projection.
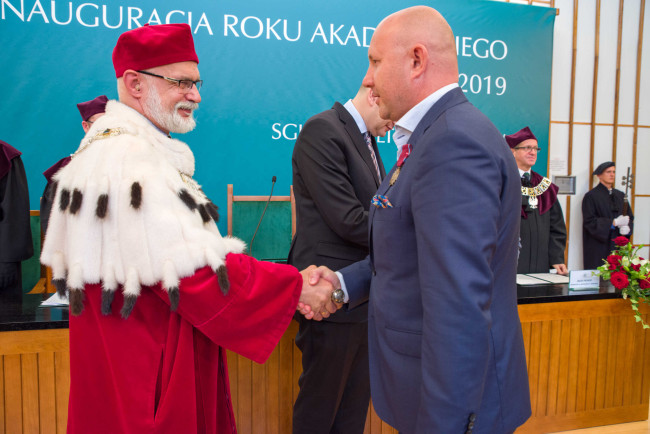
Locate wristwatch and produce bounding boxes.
[331,288,345,304]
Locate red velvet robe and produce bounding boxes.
[67,253,302,433]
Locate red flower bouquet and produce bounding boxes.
[597,237,650,329]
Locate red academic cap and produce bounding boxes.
[112,23,199,78]
[504,126,537,149]
[77,95,108,121]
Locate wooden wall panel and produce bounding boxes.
[555,319,571,414]
[4,355,22,434]
[20,354,39,434]
[0,330,69,434]
[281,333,297,433]
[226,350,238,423]
[38,352,57,434]
[0,356,4,434]
[585,318,600,411]
[236,357,252,434]
[576,317,591,412]
[53,352,69,434]
[516,299,650,433]
[224,319,398,434]
[566,318,581,413]
[546,319,562,416]
[593,316,608,410]
[3,300,647,434]
[264,348,279,434]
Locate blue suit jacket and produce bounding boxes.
[341,88,531,433]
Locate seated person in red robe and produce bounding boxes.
[41,23,337,434]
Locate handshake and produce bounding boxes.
[296,266,342,321]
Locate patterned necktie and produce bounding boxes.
[363,131,382,181]
[522,172,531,187]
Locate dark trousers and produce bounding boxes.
[292,316,370,434]
[0,262,23,306]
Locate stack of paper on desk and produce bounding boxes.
[40,292,69,306]
[526,273,570,284]
[516,273,570,285]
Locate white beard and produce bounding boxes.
[144,84,198,134]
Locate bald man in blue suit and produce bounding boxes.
[305,6,531,434]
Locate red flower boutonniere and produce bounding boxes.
[390,144,412,186]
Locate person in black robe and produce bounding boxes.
[505,127,568,275]
[40,95,108,235]
[582,161,634,269]
[0,140,33,304]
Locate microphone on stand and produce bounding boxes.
[249,176,276,257]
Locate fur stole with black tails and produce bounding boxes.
[41,101,246,318]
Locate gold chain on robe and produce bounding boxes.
[521,177,551,209]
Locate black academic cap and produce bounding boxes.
[593,161,615,176]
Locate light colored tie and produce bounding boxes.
[363,132,382,181]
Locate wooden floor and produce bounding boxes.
[542,375,650,434]
[552,381,650,433]
[554,408,650,433]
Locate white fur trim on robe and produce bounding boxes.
[41,100,245,315]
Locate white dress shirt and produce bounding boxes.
[335,83,460,303]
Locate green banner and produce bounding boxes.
[0,0,555,233]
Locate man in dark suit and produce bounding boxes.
[288,85,393,434]
[505,126,568,275]
[582,161,634,269]
[305,6,531,433]
[0,140,33,304]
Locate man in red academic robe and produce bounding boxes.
[41,24,336,434]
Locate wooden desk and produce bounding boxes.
[2,290,648,434]
[516,298,650,433]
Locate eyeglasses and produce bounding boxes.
[136,70,203,92]
[514,146,542,153]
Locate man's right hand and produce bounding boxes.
[296,266,343,320]
[613,215,630,227]
[308,266,341,292]
[298,266,338,321]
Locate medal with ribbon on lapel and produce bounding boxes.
[371,143,412,209]
[390,143,412,186]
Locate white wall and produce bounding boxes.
[501,0,649,269]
